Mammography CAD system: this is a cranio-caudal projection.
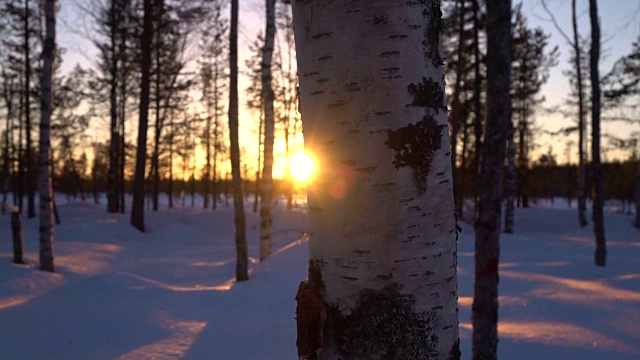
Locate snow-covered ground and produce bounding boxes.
[0,196,638,359]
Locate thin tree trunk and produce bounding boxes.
[2,78,14,215]
[204,114,211,209]
[634,160,640,228]
[168,130,174,208]
[451,0,466,218]
[573,0,588,228]
[118,1,128,214]
[259,0,276,261]
[25,0,35,219]
[253,106,263,213]
[589,0,606,267]
[108,0,120,214]
[472,0,483,218]
[17,76,23,211]
[473,0,511,358]
[229,0,248,281]
[130,0,155,232]
[38,0,56,272]
[292,2,460,358]
[152,34,162,212]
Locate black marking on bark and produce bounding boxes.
[380,51,400,58]
[353,249,371,254]
[374,111,392,116]
[431,305,444,311]
[356,167,377,174]
[425,0,444,66]
[318,55,333,61]
[424,241,436,246]
[303,71,319,77]
[311,32,333,39]
[344,82,361,92]
[388,35,408,39]
[384,116,443,194]
[328,100,346,108]
[399,197,414,203]
[439,179,450,184]
[380,67,401,74]
[341,265,357,270]
[434,223,441,227]
[316,78,329,83]
[403,235,420,243]
[406,224,419,229]
[311,90,324,95]
[382,75,403,80]
[436,171,445,176]
[407,77,446,112]
[394,258,416,263]
[371,182,397,187]
[409,273,419,278]
[369,129,390,134]
[448,339,462,360]
[308,259,326,292]
[376,273,393,280]
[342,276,359,281]
[326,284,440,359]
[409,205,421,212]
[445,151,451,156]
[372,13,388,24]
[423,270,435,276]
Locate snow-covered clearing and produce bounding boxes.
[1,197,639,359]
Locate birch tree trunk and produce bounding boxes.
[589,0,606,267]
[108,0,120,214]
[130,0,154,232]
[473,0,511,358]
[229,0,248,281]
[39,0,56,272]
[25,0,35,219]
[573,0,588,228]
[292,2,460,359]
[259,0,276,261]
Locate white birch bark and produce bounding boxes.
[293,2,459,358]
[259,0,276,261]
[39,0,56,272]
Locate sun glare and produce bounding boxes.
[290,151,315,184]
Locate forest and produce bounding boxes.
[0,0,639,359]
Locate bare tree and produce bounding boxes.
[38,0,56,272]
[259,0,276,261]
[228,0,248,281]
[130,0,156,232]
[473,0,511,358]
[589,0,606,266]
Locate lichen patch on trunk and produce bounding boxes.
[327,284,440,359]
[384,116,443,194]
[407,77,446,112]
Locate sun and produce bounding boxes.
[290,150,315,184]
